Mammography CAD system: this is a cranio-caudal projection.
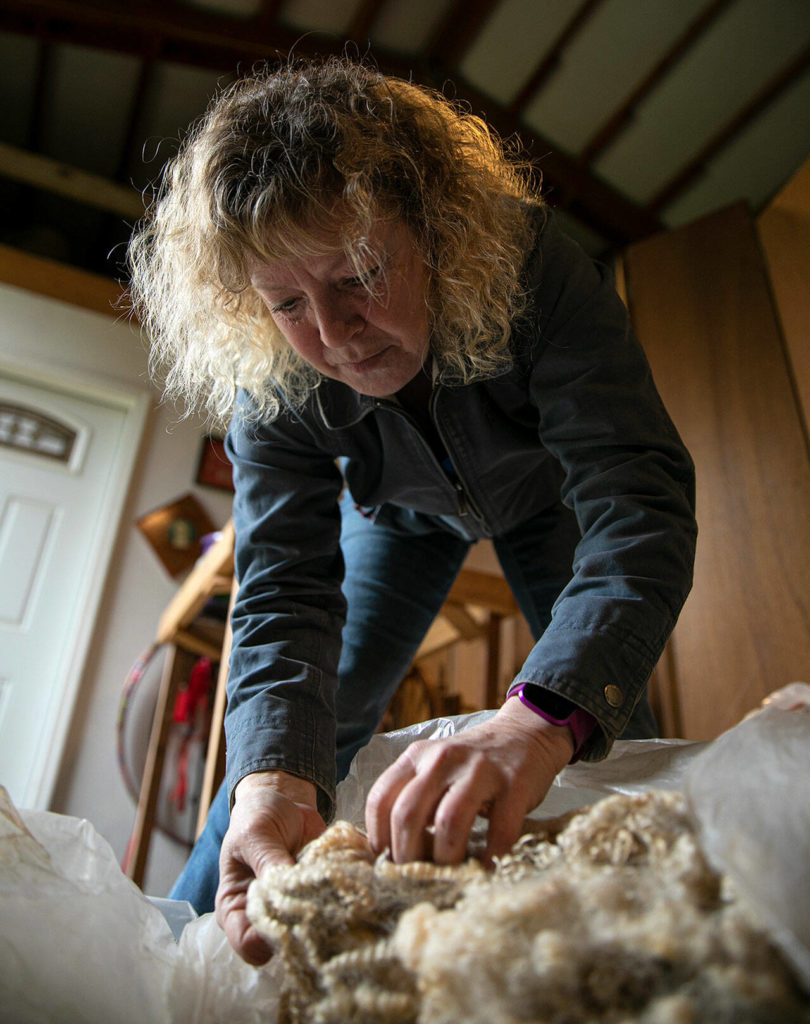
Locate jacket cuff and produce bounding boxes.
[224,699,336,821]
[512,622,661,760]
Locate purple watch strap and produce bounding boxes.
[511,683,595,763]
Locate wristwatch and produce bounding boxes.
[510,683,595,763]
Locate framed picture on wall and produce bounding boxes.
[195,434,234,492]
[136,492,216,576]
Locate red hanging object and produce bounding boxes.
[169,657,213,812]
[172,657,213,724]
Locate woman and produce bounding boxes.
[128,56,696,965]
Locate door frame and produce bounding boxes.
[0,354,149,809]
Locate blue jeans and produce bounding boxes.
[169,498,655,911]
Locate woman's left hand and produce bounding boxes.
[364,696,575,865]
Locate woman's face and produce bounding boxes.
[249,218,431,397]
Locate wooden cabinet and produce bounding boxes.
[621,188,810,741]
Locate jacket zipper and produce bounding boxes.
[375,394,487,527]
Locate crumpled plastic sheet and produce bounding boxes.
[0,791,281,1024]
[685,684,810,991]
[1,685,808,1022]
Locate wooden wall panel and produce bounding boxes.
[624,202,810,740]
[757,157,810,439]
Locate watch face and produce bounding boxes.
[521,684,576,721]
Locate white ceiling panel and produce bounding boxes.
[372,0,457,54]
[594,0,810,203]
[132,63,227,188]
[0,33,38,148]
[521,0,708,154]
[0,0,807,275]
[41,46,142,179]
[281,0,365,37]
[661,65,810,228]
[460,0,583,105]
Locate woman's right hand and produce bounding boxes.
[214,771,326,964]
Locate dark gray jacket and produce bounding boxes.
[224,212,697,818]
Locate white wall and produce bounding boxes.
[0,280,233,895]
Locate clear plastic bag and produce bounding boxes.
[2,686,808,1021]
[0,789,280,1024]
[685,684,810,990]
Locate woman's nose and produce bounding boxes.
[313,294,364,347]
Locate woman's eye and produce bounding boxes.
[271,298,300,316]
[345,265,381,289]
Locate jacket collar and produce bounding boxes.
[313,379,385,429]
[313,358,440,430]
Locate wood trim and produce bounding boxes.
[0,243,128,319]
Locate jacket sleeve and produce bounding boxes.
[223,392,346,820]
[512,215,697,758]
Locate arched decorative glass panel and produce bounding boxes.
[0,403,76,463]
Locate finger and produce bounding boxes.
[389,777,444,863]
[217,889,274,966]
[430,764,498,865]
[215,849,276,965]
[483,789,533,865]
[365,755,418,854]
[388,752,469,863]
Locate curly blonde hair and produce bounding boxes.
[127,56,541,424]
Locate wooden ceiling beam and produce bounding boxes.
[347,0,388,46]
[254,0,285,34]
[0,0,295,67]
[0,0,660,244]
[425,0,499,68]
[29,38,53,153]
[115,50,160,184]
[438,74,662,243]
[0,242,127,318]
[508,0,604,115]
[649,41,810,215]
[579,0,734,165]
[0,142,144,219]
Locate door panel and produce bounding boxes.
[0,370,128,807]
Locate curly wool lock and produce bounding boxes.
[248,793,810,1024]
[127,56,540,426]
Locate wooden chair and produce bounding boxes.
[123,521,234,886]
[125,522,521,880]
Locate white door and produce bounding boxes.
[0,366,147,809]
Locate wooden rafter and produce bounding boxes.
[425,0,499,69]
[0,142,144,219]
[115,45,161,183]
[649,41,810,215]
[579,0,735,165]
[347,0,387,46]
[508,0,604,115]
[0,0,662,246]
[442,74,662,243]
[29,38,52,153]
[0,0,295,67]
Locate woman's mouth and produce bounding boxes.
[341,347,392,373]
